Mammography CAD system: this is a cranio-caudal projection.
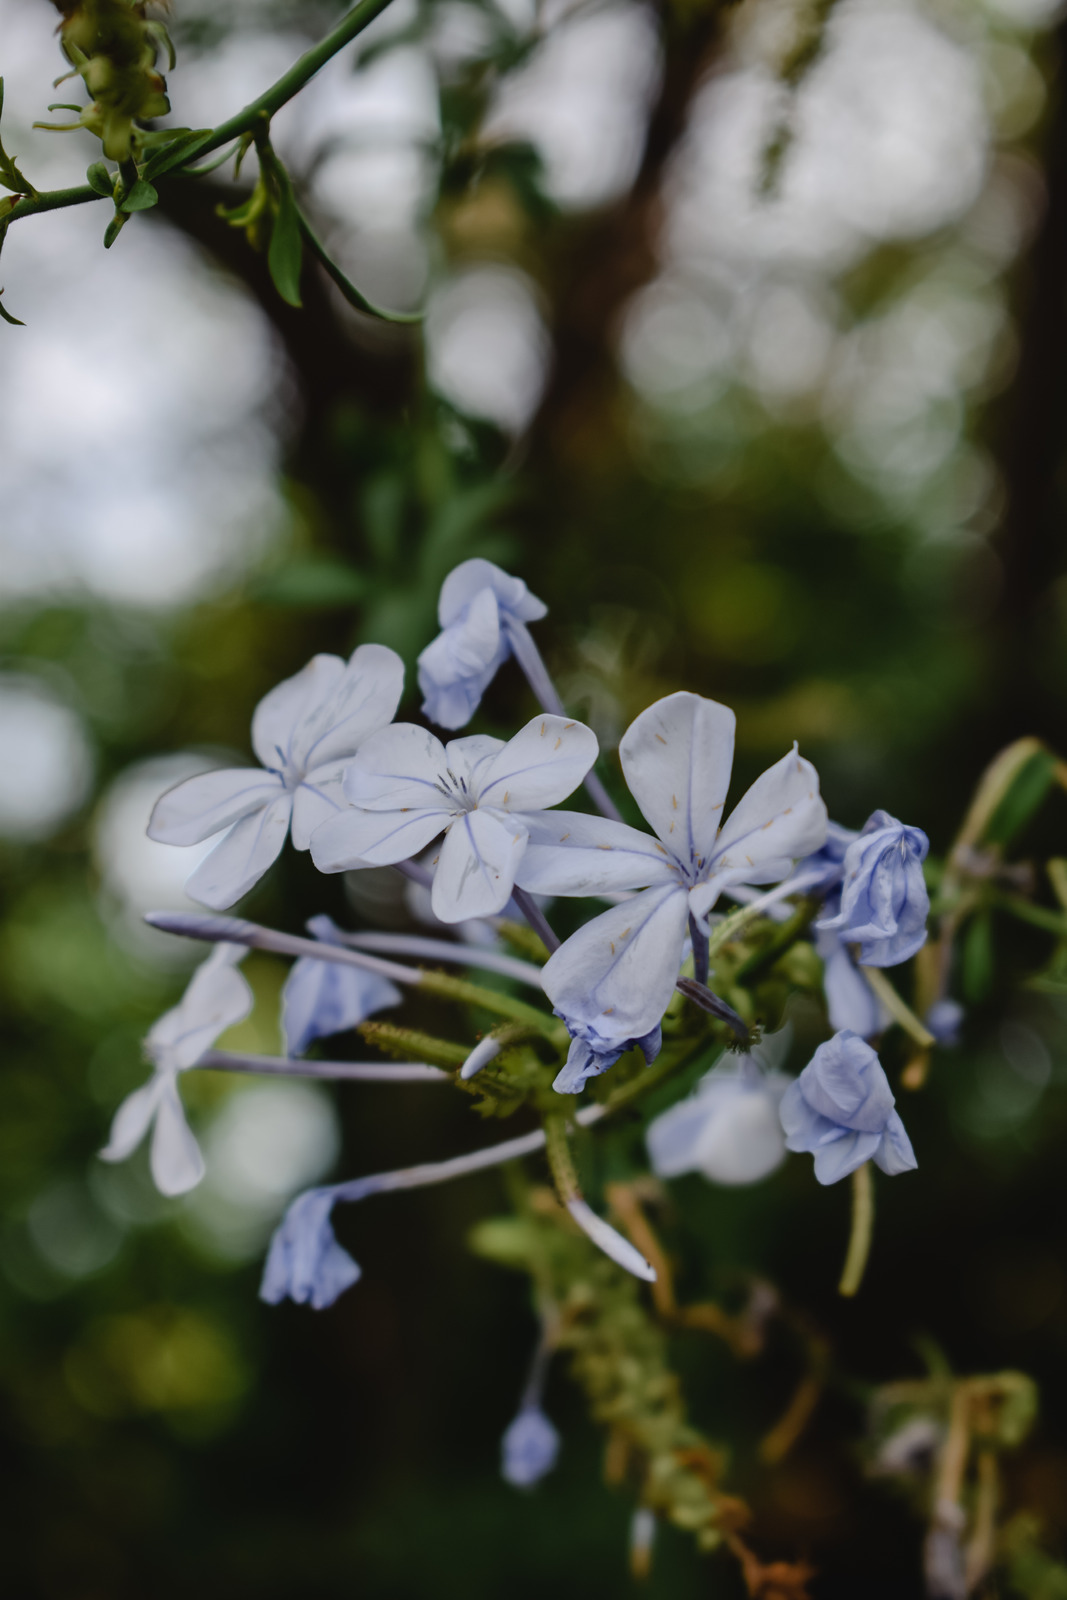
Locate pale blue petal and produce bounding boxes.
[310,806,446,872]
[342,723,450,811]
[430,809,530,922]
[251,654,344,771]
[294,643,405,772]
[472,715,598,811]
[282,918,400,1057]
[437,559,547,627]
[874,1111,918,1176]
[259,1188,361,1309]
[619,691,735,867]
[183,794,293,909]
[418,588,506,730]
[514,810,678,895]
[501,1407,560,1488]
[148,767,286,846]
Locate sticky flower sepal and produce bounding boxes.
[817,810,930,967]
[779,1029,917,1185]
[310,713,598,923]
[517,693,827,1068]
[148,644,404,909]
[100,943,251,1196]
[417,559,547,729]
[282,914,400,1057]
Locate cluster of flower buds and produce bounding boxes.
[43,0,172,161]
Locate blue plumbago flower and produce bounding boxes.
[417,559,548,730]
[817,810,930,967]
[100,944,251,1196]
[259,1187,361,1309]
[148,645,404,909]
[281,915,401,1057]
[501,1405,560,1488]
[310,714,598,923]
[513,692,827,1078]
[779,1030,917,1185]
[925,998,964,1047]
[646,1028,792,1186]
[554,1020,662,1094]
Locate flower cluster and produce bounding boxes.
[42,0,173,161]
[102,557,939,1528]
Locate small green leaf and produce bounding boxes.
[962,910,995,1002]
[267,188,303,307]
[103,209,130,249]
[86,161,113,197]
[120,179,158,213]
[140,128,214,179]
[0,288,25,327]
[249,557,367,608]
[0,78,39,197]
[984,749,1057,847]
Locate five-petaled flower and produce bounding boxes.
[778,1029,917,1184]
[100,944,251,1196]
[310,714,599,923]
[417,559,548,730]
[148,644,404,909]
[514,692,828,1082]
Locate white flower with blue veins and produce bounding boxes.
[513,692,828,1076]
[310,713,599,923]
[100,944,252,1196]
[148,644,405,909]
[417,558,548,730]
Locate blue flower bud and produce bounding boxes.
[417,560,547,730]
[817,810,930,967]
[259,1188,360,1309]
[779,1030,917,1185]
[501,1405,560,1488]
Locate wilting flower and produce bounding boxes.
[100,944,251,1196]
[554,1020,662,1095]
[501,1406,561,1488]
[514,692,827,1079]
[310,714,598,923]
[646,1030,792,1185]
[259,1187,360,1309]
[148,645,404,909]
[417,559,547,729]
[281,915,400,1057]
[779,1029,917,1184]
[817,811,930,967]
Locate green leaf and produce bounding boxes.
[267,186,303,307]
[120,179,159,213]
[86,161,114,197]
[140,128,215,180]
[962,910,995,1002]
[983,749,1058,847]
[0,288,25,327]
[103,209,130,249]
[248,557,367,608]
[0,79,38,198]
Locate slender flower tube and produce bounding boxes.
[147,644,404,908]
[100,944,251,1196]
[310,714,598,923]
[513,692,827,1085]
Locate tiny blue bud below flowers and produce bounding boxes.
[501,1405,560,1488]
[259,1188,360,1309]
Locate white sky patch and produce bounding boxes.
[426,264,551,431]
[0,677,94,840]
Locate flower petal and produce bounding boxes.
[816,927,886,1038]
[147,943,253,1069]
[149,1077,206,1196]
[619,692,736,866]
[874,1112,918,1176]
[645,1095,713,1178]
[541,884,689,1047]
[812,1128,882,1185]
[282,918,400,1057]
[99,1075,165,1163]
[418,588,505,731]
[565,1197,656,1281]
[251,653,345,771]
[430,809,530,922]
[437,558,547,627]
[183,794,293,909]
[310,805,445,872]
[342,723,450,812]
[259,1187,361,1309]
[293,643,405,772]
[709,746,827,881]
[471,715,599,811]
[290,763,348,850]
[147,767,286,846]
[514,810,677,895]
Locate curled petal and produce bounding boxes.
[184,794,293,909]
[260,1188,361,1309]
[282,917,400,1057]
[147,943,252,1070]
[150,1077,206,1196]
[472,715,598,812]
[619,692,736,867]
[430,809,530,923]
[437,559,547,627]
[418,587,506,730]
[148,767,287,847]
[516,810,677,896]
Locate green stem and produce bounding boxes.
[544,1113,580,1203]
[838,1161,874,1298]
[734,897,819,984]
[6,0,400,226]
[296,208,422,324]
[988,890,1067,936]
[858,964,935,1048]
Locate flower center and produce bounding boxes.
[436,767,476,814]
